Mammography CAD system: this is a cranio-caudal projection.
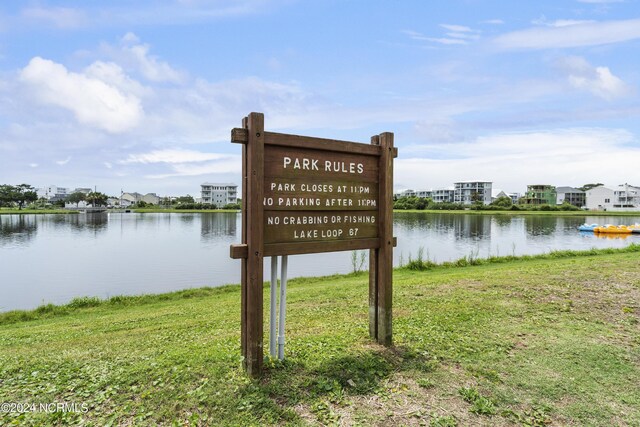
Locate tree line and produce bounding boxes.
[393,195,581,211]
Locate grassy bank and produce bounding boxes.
[132,208,241,213]
[0,208,78,215]
[1,251,639,426]
[395,209,640,216]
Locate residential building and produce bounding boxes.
[395,189,416,198]
[415,190,432,198]
[141,193,160,205]
[585,186,614,211]
[432,188,454,203]
[521,185,557,205]
[36,185,70,201]
[613,183,640,209]
[556,186,585,208]
[122,192,161,205]
[508,193,522,204]
[201,183,238,206]
[454,181,492,205]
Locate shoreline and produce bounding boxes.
[2,243,638,323]
[2,207,639,216]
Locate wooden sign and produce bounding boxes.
[230,112,396,376]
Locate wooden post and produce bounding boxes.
[244,112,265,376]
[370,132,394,346]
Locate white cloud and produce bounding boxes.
[481,19,504,25]
[19,57,144,133]
[29,163,38,168]
[493,18,640,49]
[21,6,86,29]
[144,155,242,179]
[120,149,233,164]
[120,38,185,83]
[532,17,596,27]
[396,128,639,192]
[56,157,71,166]
[440,24,472,32]
[557,56,630,100]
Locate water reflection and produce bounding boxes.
[524,216,558,236]
[0,215,38,247]
[68,212,109,233]
[200,212,238,240]
[395,213,491,240]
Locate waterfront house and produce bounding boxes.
[521,185,557,206]
[454,181,492,205]
[200,183,238,206]
[556,186,585,208]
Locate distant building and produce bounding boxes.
[585,186,614,211]
[36,185,70,201]
[432,188,454,203]
[454,181,492,205]
[122,192,160,205]
[73,188,92,194]
[521,185,557,205]
[613,184,640,210]
[556,187,585,208]
[201,183,238,206]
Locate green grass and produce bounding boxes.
[1,251,639,425]
[131,208,241,213]
[0,208,78,215]
[395,209,640,216]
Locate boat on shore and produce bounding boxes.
[593,224,637,234]
[578,223,598,232]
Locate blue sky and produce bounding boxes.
[1,0,639,197]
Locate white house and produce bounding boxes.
[454,181,492,205]
[200,183,238,206]
[585,186,615,211]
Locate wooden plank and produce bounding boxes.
[265,131,381,156]
[264,210,378,244]
[264,237,381,257]
[265,145,379,183]
[230,244,248,259]
[376,132,394,346]
[245,112,264,377]
[264,178,379,211]
[231,127,248,144]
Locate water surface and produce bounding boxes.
[1,212,638,311]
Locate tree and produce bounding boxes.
[579,183,604,192]
[0,185,16,207]
[66,192,86,207]
[490,196,513,208]
[176,195,195,204]
[85,191,108,207]
[13,184,37,210]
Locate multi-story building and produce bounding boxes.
[613,184,640,209]
[122,192,161,205]
[36,185,70,201]
[556,186,585,208]
[201,183,238,206]
[521,185,557,205]
[432,188,455,203]
[453,181,492,205]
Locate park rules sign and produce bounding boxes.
[230,112,396,376]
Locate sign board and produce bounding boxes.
[230,112,396,376]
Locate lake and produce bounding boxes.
[1,212,639,312]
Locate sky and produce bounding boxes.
[0,0,639,197]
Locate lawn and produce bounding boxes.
[1,250,638,426]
